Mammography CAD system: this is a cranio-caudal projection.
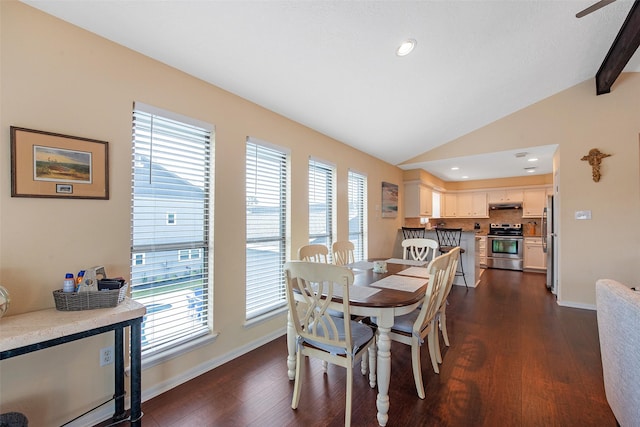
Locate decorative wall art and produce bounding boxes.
[10,127,109,199]
[381,181,398,218]
[580,148,611,183]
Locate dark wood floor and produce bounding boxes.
[99,269,615,426]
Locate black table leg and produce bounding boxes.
[130,319,143,426]
[113,328,127,421]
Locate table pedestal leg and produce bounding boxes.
[286,310,296,380]
[376,325,391,426]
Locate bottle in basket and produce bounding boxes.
[63,273,75,293]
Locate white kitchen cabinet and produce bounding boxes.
[442,193,457,217]
[522,188,547,218]
[456,192,488,217]
[477,235,487,267]
[404,182,433,217]
[524,237,546,271]
[442,192,487,218]
[471,192,488,217]
[487,189,523,203]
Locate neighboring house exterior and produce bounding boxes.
[131,155,206,289]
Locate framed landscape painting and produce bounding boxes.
[381,181,398,218]
[10,127,109,199]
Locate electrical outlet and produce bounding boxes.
[100,346,114,366]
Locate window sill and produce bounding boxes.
[244,305,287,328]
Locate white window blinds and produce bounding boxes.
[348,170,367,261]
[308,158,334,251]
[245,139,288,319]
[131,104,213,356]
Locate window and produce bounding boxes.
[133,253,145,266]
[245,138,288,320]
[308,158,335,251]
[178,249,201,262]
[348,170,367,261]
[131,103,213,356]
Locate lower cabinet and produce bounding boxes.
[524,237,546,271]
[477,236,487,267]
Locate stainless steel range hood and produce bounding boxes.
[489,202,522,210]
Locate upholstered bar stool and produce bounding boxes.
[435,228,467,288]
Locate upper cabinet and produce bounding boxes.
[457,192,488,218]
[487,189,523,203]
[404,182,433,217]
[442,193,457,217]
[522,188,547,218]
[442,192,488,218]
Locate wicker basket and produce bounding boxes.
[52,284,128,311]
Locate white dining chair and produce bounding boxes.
[284,261,377,426]
[431,246,461,370]
[383,251,452,399]
[298,244,329,263]
[402,238,439,263]
[332,240,355,266]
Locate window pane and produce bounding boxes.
[309,159,334,253]
[348,171,367,261]
[131,106,212,355]
[246,140,287,319]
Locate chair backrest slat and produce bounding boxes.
[402,227,426,239]
[284,261,354,352]
[401,238,439,262]
[298,244,329,263]
[332,241,355,266]
[412,251,451,334]
[435,228,462,249]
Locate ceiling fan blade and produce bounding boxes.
[576,0,616,18]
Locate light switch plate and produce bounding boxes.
[575,210,592,220]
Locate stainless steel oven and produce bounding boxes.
[487,223,523,271]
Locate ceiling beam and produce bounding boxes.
[595,0,640,95]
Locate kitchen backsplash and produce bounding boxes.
[404,209,542,235]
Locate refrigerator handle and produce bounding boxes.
[542,207,548,252]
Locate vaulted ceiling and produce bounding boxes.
[22,0,640,181]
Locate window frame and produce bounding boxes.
[348,170,368,262]
[130,102,214,358]
[245,137,290,321]
[308,157,336,254]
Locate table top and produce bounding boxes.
[0,297,146,352]
[345,261,429,309]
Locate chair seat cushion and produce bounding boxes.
[439,246,465,254]
[305,316,374,355]
[373,310,419,335]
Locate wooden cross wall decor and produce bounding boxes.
[581,148,611,182]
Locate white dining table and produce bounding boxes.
[286,261,429,426]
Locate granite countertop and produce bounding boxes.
[0,297,146,352]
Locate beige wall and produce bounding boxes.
[3,1,639,423]
[0,2,403,424]
[404,73,640,308]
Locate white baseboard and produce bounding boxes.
[76,327,286,427]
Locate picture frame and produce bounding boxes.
[381,181,398,218]
[10,127,109,199]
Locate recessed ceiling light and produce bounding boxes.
[451,166,459,170]
[461,175,469,179]
[396,39,416,56]
[528,158,538,162]
[524,167,537,173]
[515,152,528,158]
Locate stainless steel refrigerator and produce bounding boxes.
[542,195,555,293]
